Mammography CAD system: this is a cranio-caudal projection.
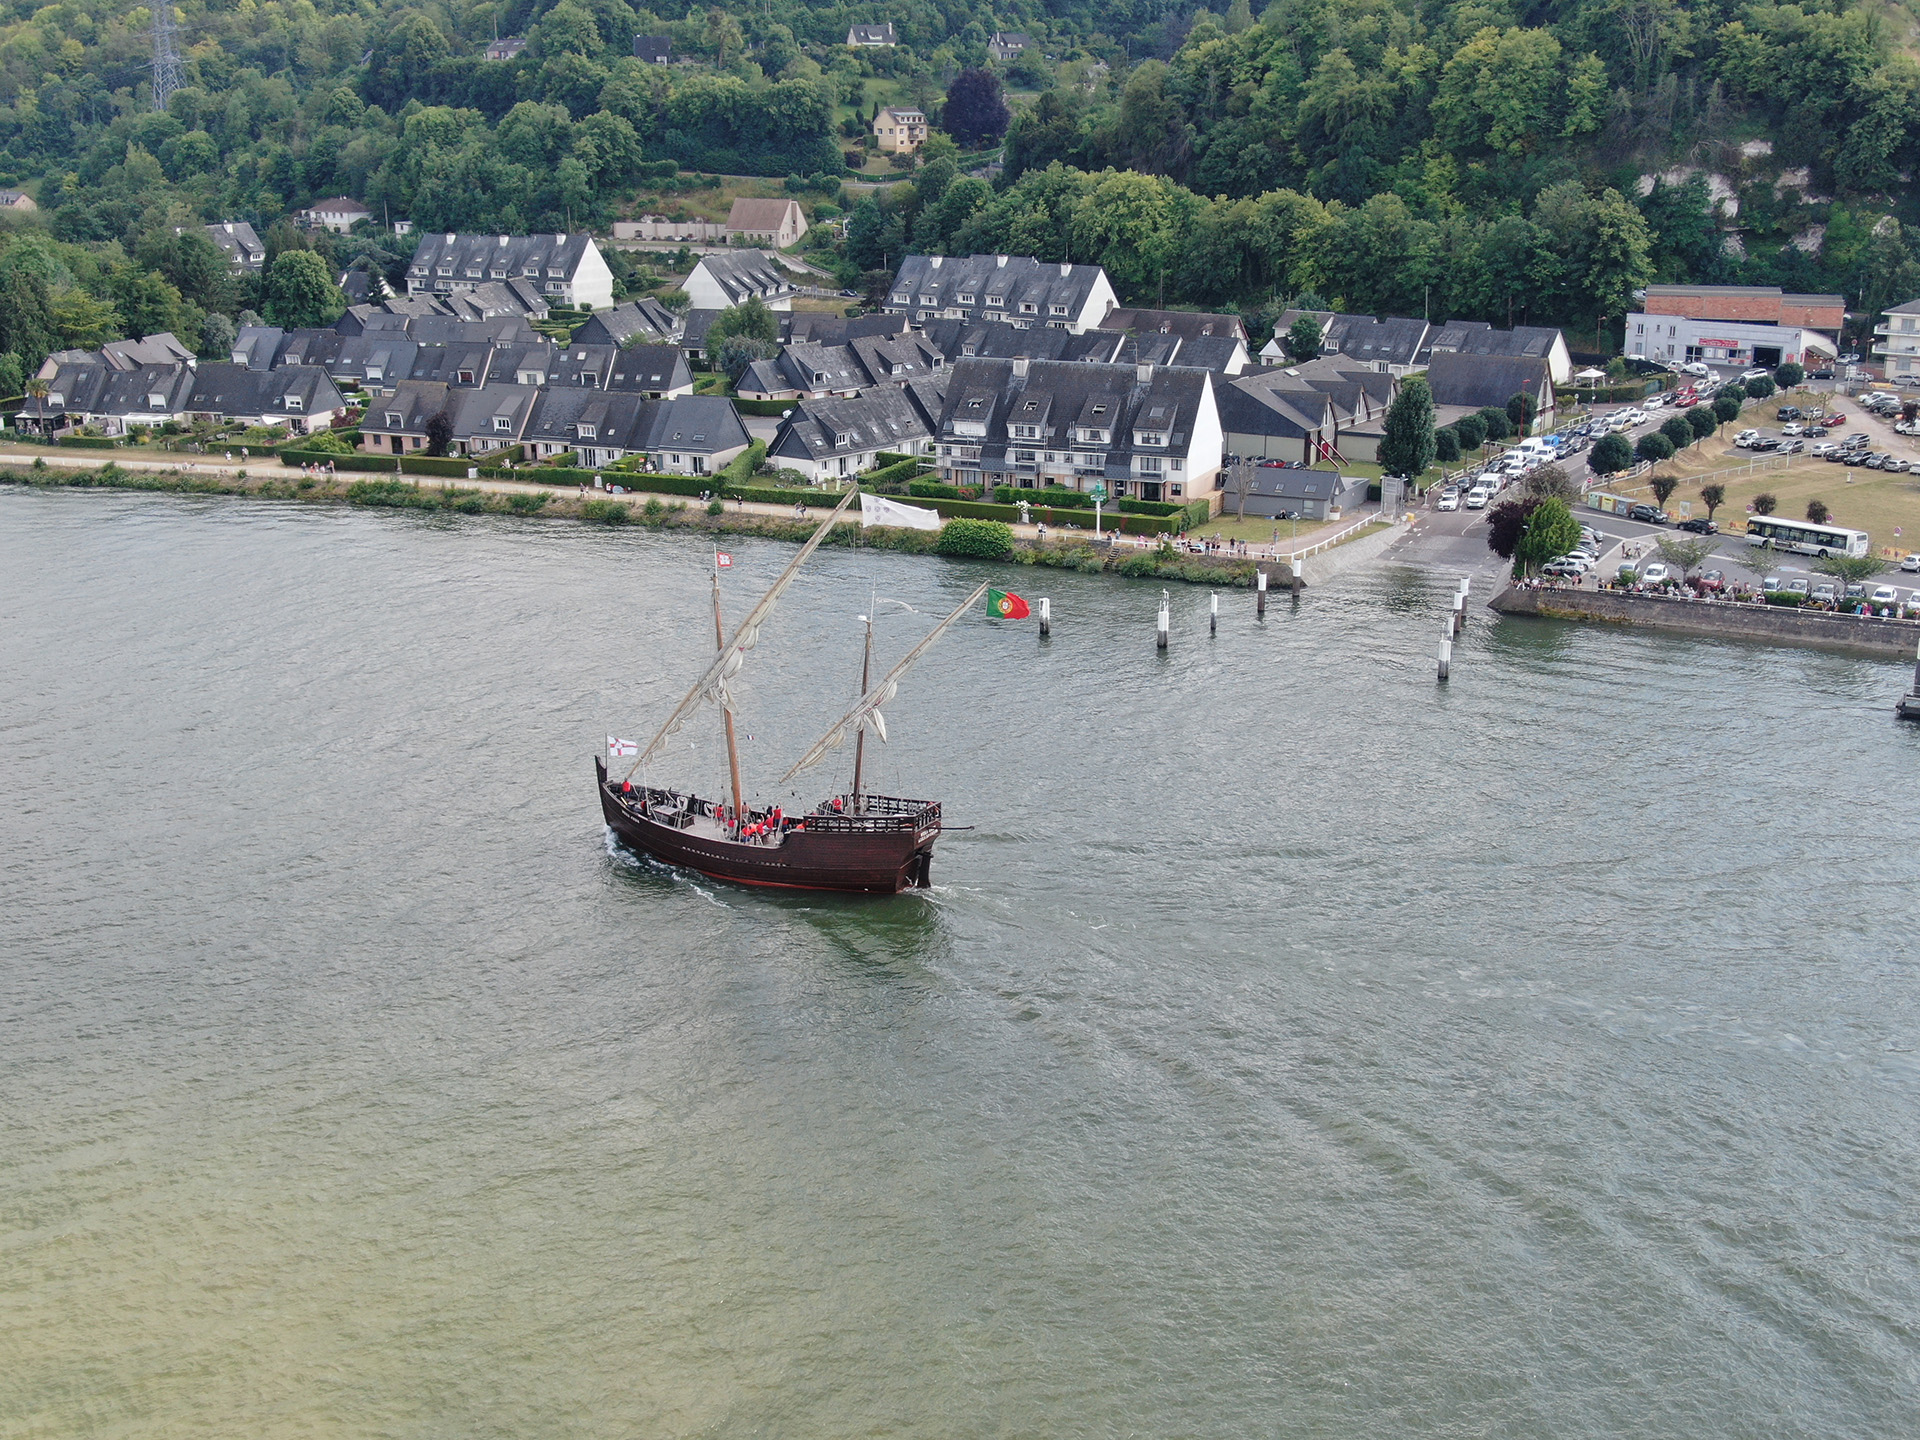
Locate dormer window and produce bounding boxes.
[1136,431,1165,447]
[1020,302,1037,314]
[523,267,538,276]
[575,423,594,438]
[283,395,303,411]
[456,370,474,384]
[919,295,937,306]
[465,268,482,278]
[491,269,507,279]
[893,293,909,305]
[437,267,453,276]
[1051,305,1069,316]
[547,267,565,277]
[957,293,974,304]
[385,412,402,426]
[148,393,166,408]
[986,295,1004,308]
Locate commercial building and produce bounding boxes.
[1624,285,1842,369]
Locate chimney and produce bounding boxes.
[1137,363,1154,383]
[997,255,1009,267]
[929,255,942,269]
[1011,356,1029,377]
[499,235,509,245]
[1059,262,1071,276]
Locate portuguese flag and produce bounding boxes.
[987,588,1030,620]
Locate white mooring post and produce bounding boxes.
[1256,567,1268,618]
[1438,627,1453,682]
[1039,596,1051,637]
[1452,590,1467,635]
[1156,590,1170,651]
[1210,591,1218,635]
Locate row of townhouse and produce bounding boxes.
[1266,311,1574,385]
[17,360,347,437]
[769,357,1225,504]
[358,383,749,473]
[883,255,1117,334]
[230,325,694,400]
[405,233,616,310]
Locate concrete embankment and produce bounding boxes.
[1490,584,1920,660]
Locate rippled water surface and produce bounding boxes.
[3,488,1918,1438]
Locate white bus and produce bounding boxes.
[1745,515,1870,558]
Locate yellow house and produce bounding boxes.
[873,107,927,154]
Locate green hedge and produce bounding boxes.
[280,449,402,472]
[892,494,1177,535]
[1184,498,1213,530]
[732,397,794,416]
[717,439,768,487]
[864,457,927,489]
[992,485,1095,509]
[399,454,482,477]
[908,479,961,498]
[934,518,1015,558]
[1115,497,1185,517]
[59,435,119,449]
[875,451,916,467]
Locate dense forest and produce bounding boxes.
[1,0,1920,379]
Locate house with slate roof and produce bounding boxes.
[726,198,809,249]
[198,221,266,271]
[15,361,197,436]
[846,23,896,46]
[1221,358,1397,465]
[683,251,795,312]
[885,254,1118,334]
[767,378,949,484]
[736,333,944,401]
[406,232,614,310]
[929,356,1222,505]
[632,35,672,62]
[1421,352,1555,433]
[569,297,683,349]
[184,363,345,433]
[1421,319,1571,385]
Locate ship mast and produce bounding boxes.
[711,558,746,831]
[850,593,873,813]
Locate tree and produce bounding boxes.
[1477,405,1512,442]
[1753,492,1777,515]
[1636,432,1674,464]
[944,68,1011,148]
[1712,393,1742,424]
[708,296,777,346]
[1378,376,1436,478]
[1686,406,1718,441]
[1513,496,1581,576]
[704,8,744,67]
[1660,414,1695,450]
[1589,432,1632,474]
[1286,315,1322,361]
[425,408,454,457]
[1522,464,1579,504]
[1506,390,1538,432]
[261,251,344,329]
[1650,474,1678,506]
[1806,498,1830,523]
[1813,554,1888,585]
[1485,496,1540,560]
[1434,427,1461,463]
[1745,374,1775,399]
[715,333,777,381]
[1699,483,1726,519]
[1775,361,1804,388]
[1654,534,1716,582]
[1453,411,1486,451]
[199,312,236,359]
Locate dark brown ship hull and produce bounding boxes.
[596,760,938,893]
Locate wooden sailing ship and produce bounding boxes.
[597,490,988,893]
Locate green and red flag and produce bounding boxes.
[987,588,1030,620]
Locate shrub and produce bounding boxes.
[1635,432,1674,463]
[1589,432,1632,475]
[1806,498,1830,523]
[1116,553,1157,577]
[1712,393,1742,424]
[1686,406,1718,440]
[935,518,1015,557]
[1752,492,1776,515]
[1774,361,1804,388]
[908,479,962,498]
[707,499,725,515]
[581,498,631,525]
[400,454,480,477]
[1744,375,1775,399]
[1765,591,1805,607]
[1660,415,1694,450]
[1650,475,1678,506]
[300,430,355,454]
[506,491,552,514]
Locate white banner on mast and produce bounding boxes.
[860,493,942,532]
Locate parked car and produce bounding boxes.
[1810,366,1835,380]
[1734,429,1760,447]
[1886,458,1911,474]
[1781,439,1806,454]
[1762,576,1783,593]
[1681,361,1712,378]
[1845,450,1872,466]
[1871,584,1900,607]
[1845,433,1871,447]
[1811,582,1839,603]
[1697,568,1726,592]
[1811,442,1839,457]
[1627,503,1668,523]
[1742,367,1771,380]
[1540,558,1586,578]
[1777,406,1802,420]
[1785,576,1812,596]
[1436,490,1460,511]
[1845,582,1868,601]
[1806,426,1830,438]
[1902,554,1920,572]
[1464,487,1490,509]
[1749,437,1781,452]
[1780,422,1806,436]
[1550,554,1593,573]
[1641,561,1673,583]
[1678,517,1718,534]
[1617,562,1641,582]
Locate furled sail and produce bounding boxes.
[779,581,989,781]
[625,486,858,779]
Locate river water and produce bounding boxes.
[3,489,1918,1438]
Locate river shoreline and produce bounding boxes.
[1490,581,1920,660]
[0,461,1265,589]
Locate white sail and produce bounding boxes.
[625,487,858,778]
[778,581,989,782]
